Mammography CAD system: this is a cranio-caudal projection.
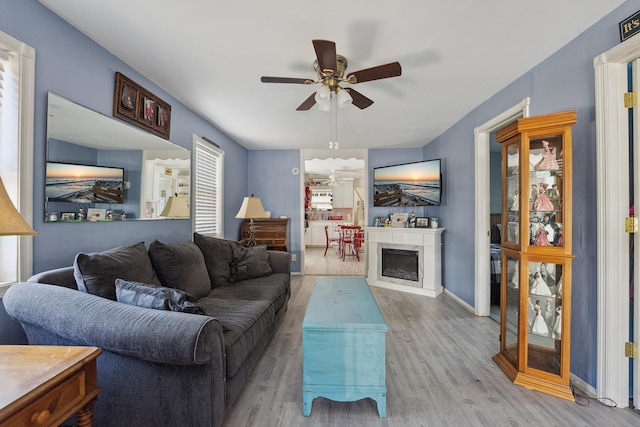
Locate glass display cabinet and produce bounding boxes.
[492,110,577,401]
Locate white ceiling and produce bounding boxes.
[39,0,625,153]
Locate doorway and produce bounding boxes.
[300,149,367,276]
[474,98,530,317]
[594,37,640,409]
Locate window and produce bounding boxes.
[193,135,224,237]
[0,31,35,294]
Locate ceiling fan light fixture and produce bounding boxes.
[316,85,330,100]
[336,87,352,108]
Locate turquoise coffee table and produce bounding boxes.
[302,277,388,417]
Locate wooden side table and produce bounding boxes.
[0,345,102,427]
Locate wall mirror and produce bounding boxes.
[46,92,190,222]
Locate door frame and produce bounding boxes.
[299,149,368,275]
[594,36,640,408]
[474,98,530,316]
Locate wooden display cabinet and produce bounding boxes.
[492,110,576,401]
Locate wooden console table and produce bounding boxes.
[240,218,290,251]
[0,345,102,427]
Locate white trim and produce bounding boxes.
[570,373,597,398]
[473,98,529,316]
[632,58,640,409]
[593,35,640,409]
[300,149,368,276]
[300,149,306,274]
[443,288,475,314]
[0,31,35,283]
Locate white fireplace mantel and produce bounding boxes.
[365,227,444,297]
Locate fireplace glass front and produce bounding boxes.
[382,248,419,281]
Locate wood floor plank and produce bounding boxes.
[223,275,640,426]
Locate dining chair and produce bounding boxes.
[340,225,361,261]
[324,225,341,257]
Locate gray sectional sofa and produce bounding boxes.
[3,233,291,427]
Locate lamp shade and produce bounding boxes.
[0,177,36,236]
[159,196,190,218]
[235,195,268,219]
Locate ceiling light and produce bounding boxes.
[315,85,331,111]
[336,88,352,108]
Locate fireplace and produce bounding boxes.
[366,227,443,297]
[382,248,419,281]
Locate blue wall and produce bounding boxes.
[421,0,638,387]
[0,0,250,273]
[247,150,301,271]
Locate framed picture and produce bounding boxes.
[114,75,139,122]
[60,212,76,221]
[156,104,171,134]
[141,96,155,122]
[113,72,171,139]
[391,212,409,228]
[415,217,429,228]
[87,208,107,222]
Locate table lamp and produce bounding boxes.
[159,195,190,218]
[235,194,268,246]
[0,177,36,236]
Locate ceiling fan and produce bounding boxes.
[261,39,402,111]
[320,174,342,186]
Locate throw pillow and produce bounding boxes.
[193,233,240,288]
[230,245,272,282]
[115,279,206,314]
[148,240,211,299]
[74,242,161,300]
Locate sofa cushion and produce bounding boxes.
[115,278,206,314]
[197,296,275,377]
[230,245,272,282]
[74,242,161,300]
[208,273,290,314]
[148,240,211,299]
[193,233,240,288]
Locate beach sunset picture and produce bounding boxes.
[373,160,441,206]
[46,162,124,204]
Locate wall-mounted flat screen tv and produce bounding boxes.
[45,161,125,204]
[373,159,441,206]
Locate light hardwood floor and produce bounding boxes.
[223,275,640,426]
[303,246,366,276]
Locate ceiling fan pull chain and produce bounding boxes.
[330,93,338,149]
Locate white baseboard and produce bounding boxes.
[443,288,475,314]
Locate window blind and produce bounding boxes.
[193,136,224,236]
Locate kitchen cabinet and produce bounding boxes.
[310,224,327,246]
[307,220,352,246]
[332,180,354,208]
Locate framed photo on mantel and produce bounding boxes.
[113,72,171,139]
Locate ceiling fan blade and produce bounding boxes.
[345,88,374,110]
[261,76,314,84]
[296,93,317,111]
[346,61,402,83]
[313,39,337,75]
